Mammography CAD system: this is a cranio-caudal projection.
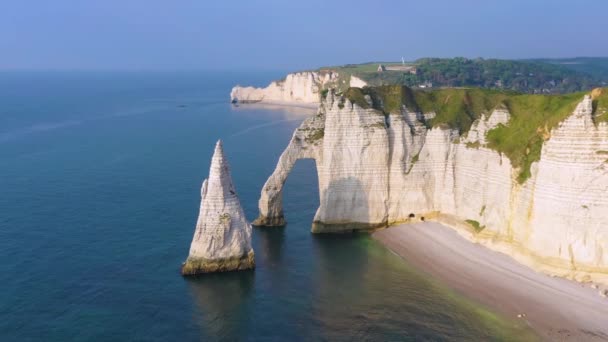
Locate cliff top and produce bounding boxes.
[324,57,608,94]
[339,85,608,182]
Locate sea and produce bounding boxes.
[0,71,536,341]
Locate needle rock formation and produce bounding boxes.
[181,140,254,275]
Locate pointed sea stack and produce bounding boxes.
[181,140,254,275]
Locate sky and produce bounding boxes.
[1,0,607,71]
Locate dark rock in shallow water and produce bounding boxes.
[181,251,255,275]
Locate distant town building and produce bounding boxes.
[378,64,417,74]
[419,81,433,89]
[388,66,416,73]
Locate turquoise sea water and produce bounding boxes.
[0,71,536,341]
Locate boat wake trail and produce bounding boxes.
[228,119,301,138]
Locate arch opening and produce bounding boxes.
[280,158,320,226]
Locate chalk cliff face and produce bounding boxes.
[255,91,608,284]
[182,141,254,275]
[349,75,368,88]
[230,71,338,105]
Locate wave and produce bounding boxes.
[0,104,169,144]
[0,120,83,143]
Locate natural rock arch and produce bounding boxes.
[253,111,324,227]
[254,94,397,232]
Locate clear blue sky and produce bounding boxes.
[2,0,607,71]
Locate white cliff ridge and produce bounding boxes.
[182,140,254,275]
[255,90,608,284]
[230,71,338,105]
[349,75,367,88]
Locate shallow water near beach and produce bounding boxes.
[0,71,536,341]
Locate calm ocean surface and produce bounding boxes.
[0,71,535,341]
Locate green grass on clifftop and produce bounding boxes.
[412,88,511,132]
[486,91,583,182]
[592,88,608,123]
[343,85,601,183]
[345,85,511,132]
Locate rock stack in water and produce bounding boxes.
[181,140,254,275]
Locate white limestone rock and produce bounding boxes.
[230,71,338,105]
[255,91,608,284]
[182,141,254,275]
[349,76,368,88]
[313,93,390,232]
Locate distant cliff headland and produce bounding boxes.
[231,58,608,106]
[231,57,608,285]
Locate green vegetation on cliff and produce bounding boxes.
[327,57,604,94]
[465,219,485,233]
[344,85,510,132]
[343,85,603,183]
[298,126,325,143]
[485,92,583,182]
[592,88,608,123]
[528,57,608,82]
[412,58,598,93]
[409,88,510,132]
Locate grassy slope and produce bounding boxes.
[344,85,604,183]
[485,92,583,182]
[592,88,608,123]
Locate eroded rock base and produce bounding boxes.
[252,215,286,227]
[181,251,255,276]
[311,221,387,233]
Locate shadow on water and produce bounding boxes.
[185,270,255,341]
[254,226,286,268]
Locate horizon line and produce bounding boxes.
[1,56,606,73]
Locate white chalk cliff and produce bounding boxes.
[230,71,338,105]
[349,75,368,88]
[182,140,254,275]
[255,90,608,284]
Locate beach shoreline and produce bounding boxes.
[373,223,608,341]
[234,100,319,110]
